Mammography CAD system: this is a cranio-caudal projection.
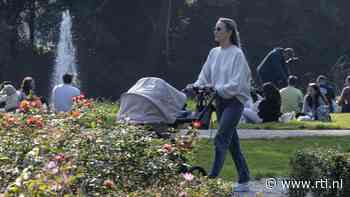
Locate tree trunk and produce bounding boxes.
[144,0,172,75]
[28,0,36,48]
[165,0,172,66]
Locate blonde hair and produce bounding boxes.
[218,17,241,47]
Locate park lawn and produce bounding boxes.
[238,113,350,130]
[186,100,350,129]
[192,136,350,181]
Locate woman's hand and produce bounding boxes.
[185,84,195,90]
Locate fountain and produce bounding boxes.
[51,10,78,92]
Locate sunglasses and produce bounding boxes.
[214,27,223,32]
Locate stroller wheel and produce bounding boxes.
[189,166,207,176]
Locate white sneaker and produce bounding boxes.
[233,182,250,192]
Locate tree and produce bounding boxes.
[144,0,173,74]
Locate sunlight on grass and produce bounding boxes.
[238,113,350,130]
[192,136,350,181]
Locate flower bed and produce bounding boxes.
[0,96,231,196]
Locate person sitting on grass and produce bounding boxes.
[316,75,336,112]
[0,84,21,112]
[337,75,350,112]
[51,73,80,112]
[300,83,330,121]
[241,89,263,124]
[19,76,36,100]
[257,82,282,122]
[0,81,13,108]
[279,75,303,114]
[18,76,48,107]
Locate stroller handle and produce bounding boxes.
[182,84,216,96]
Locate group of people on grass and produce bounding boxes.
[0,73,80,113]
[241,74,350,124]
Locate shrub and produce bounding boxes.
[289,148,350,197]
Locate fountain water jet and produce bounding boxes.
[51,10,79,93]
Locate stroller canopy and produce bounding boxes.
[117,77,187,124]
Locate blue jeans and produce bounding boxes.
[209,96,250,183]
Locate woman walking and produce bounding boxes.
[191,17,251,192]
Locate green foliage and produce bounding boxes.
[290,149,350,197]
[0,99,231,196]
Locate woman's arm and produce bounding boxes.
[338,87,348,105]
[194,49,213,86]
[302,96,311,114]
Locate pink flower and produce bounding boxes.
[54,153,65,162]
[182,172,194,182]
[163,144,173,153]
[179,191,188,197]
[103,179,115,189]
[45,161,59,174]
[47,161,57,169]
[192,120,203,129]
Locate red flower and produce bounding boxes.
[163,144,173,153]
[73,95,87,106]
[103,179,115,189]
[26,115,44,128]
[35,120,44,128]
[83,100,92,108]
[26,116,35,125]
[77,95,85,101]
[54,154,65,162]
[192,120,203,129]
[30,99,42,108]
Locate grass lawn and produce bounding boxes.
[186,100,350,129]
[238,113,350,130]
[191,136,350,181]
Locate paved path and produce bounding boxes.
[231,177,316,197]
[232,178,288,197]
[189,129,350,139]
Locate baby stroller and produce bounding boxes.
[175,85,216,130]
[117,77,214,176]
[117,77,216,133]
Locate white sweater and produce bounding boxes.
[194,45,251,104]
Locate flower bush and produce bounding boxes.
[0,97,231,196]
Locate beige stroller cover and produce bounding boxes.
[117,77,187,124]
